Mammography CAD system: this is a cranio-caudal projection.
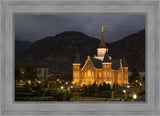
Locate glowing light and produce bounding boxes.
[72,81,74,84]
[82,82,85,84]
[136,80,138,82]
[57,79,59,82]
[61,86,64,90]
[28,80,31,84]
[70,86,73,88]
[66,82,68,85]
[87,70,91,77]
[38,81,41,84]
[20,80,22,82]
[123,90,126,93]
[133,94,137,99]
[127,85,130,88]
[139,83,142,86]
[106,81,111,84]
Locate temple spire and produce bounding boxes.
[73,48,81,63]
[102,26,104,32]
[99,26,106,48]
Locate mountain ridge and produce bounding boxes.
[16,30,145,73]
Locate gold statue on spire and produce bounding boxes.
[101,26,104,32]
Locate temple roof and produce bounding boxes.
[103,52,111,62]
[90,57,102,68]
[81,56,128,70]
[111,59,120,70]
[122,58,128,67]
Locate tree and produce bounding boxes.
[63,70,73,81]
[84,86,88,93]
[113,83,119,90]
[88,85,92,93]
[91,82,98,93]
[142,75,145,87]
[24,64,37,81]
[106,83,111,91]
[102,82,107,91]
[15,62,21,81]
[99,84,103,92]
[129,68,140,85]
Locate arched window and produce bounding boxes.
[87,70,91,77]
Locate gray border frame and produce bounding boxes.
[0,0,159,116]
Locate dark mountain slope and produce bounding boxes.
[15,40,32,57]
[109,30,145,71]
[16,30,145,73]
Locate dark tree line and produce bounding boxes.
[84,82,111,93]
[15,61,38,81]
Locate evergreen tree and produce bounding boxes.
[15,61,21,81]
[24,64,37,81]
[84,86,88,93]
[91,82,98,93]
[106,83,111,91]
[102,82,107,91]
[88,85,92,93]
[113,83,116,90]
[129,68,140,85]
[99,84,103,92]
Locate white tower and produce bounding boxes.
[94,26,108,61]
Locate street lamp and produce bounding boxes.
[61,86,64,90]
[123,90,127,100]
[123,90,126,93]
[139,83,142,86]
[133,94,137,101]
[28,80,31,84]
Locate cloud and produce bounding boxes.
[15,14,145,43]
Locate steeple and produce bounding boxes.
[122,58,128,67]
[99,26,106,48]
[103,52,111,62]
[73,48,81,63]
[119,59,123,71]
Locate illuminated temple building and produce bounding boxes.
[72,26,128,88]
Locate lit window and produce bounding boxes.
[88,70,91,77]
[99,72,101,77]
[92,72,94,76]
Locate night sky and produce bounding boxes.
[15,14,145,43]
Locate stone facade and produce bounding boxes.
[73,26,128,88]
